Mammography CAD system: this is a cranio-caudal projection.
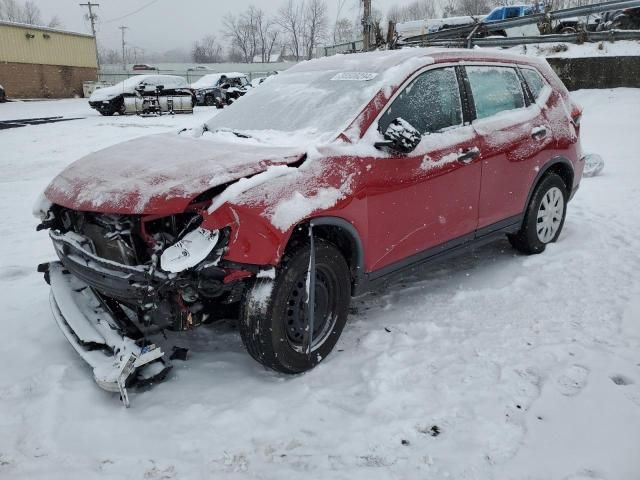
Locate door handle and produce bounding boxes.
[531,125,548,139]
[457,147,480,164]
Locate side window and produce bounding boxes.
[379,67,463,135]
[521,68,547,100]
[466,66,525,120]
[505,7,521,18]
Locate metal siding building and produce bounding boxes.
[0,21,98,98]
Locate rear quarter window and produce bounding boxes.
[466,66,525,120]
[521,68,547,101]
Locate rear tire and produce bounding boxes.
[239,239,351,374]
[204,95,215,106]
[508,173,568,254]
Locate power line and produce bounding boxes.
[103,0,161,24]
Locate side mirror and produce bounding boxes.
[155,84,164,92]
[135,84,146,94]
[375,118,422,154]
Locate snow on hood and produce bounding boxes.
[88,75,156,102]
[44,132,305,215]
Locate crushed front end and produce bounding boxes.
[37,205,247,405]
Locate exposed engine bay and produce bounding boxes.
[40,205,242,334]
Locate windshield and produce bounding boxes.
[205,69,382,141]
[192,74,222,89]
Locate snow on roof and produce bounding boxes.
[291,47,538,76]
[0,19,94,38]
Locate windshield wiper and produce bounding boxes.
[229,129,251,139]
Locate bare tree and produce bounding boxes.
[443,0,492,17]
[304,0,328,60]
[98,46,121,65]
[21,0,40,24]
[254,7,281,63]
[277,0,305,61]
[334,17,353,43]
[0,0,22,22]
[192,35,223,63]
[223,12,256,63]
[263,23,280,62]
[332,0,348,43]
[47,15,63,28]
[388,0,438,23]
[0,0,62,26]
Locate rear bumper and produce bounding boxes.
[46,261,170,397]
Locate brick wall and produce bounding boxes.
[0,62,97,98]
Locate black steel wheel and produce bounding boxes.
[239,238,351,374]
[204,94,216,106]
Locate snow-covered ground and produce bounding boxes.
[1,91,640,479]
[500,39,640,58]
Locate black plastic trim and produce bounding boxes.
[524,156,575,209]
[309,217,366,294]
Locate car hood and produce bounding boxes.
[44,132,305,215]
[89,84,130,102]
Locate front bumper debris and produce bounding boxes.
[45,261,171,407]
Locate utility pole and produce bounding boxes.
[119,26,128,71]
[79,2,100,69]
[362,0,371,52]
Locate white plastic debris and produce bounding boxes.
[160,227,220,273]
[583,153,605,177]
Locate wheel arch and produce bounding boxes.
[285,217,365,297]
[525,157,574,209]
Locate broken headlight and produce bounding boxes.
[159,227,221,273]
[32,191,53,221]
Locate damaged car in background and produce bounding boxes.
[190,72,251,107]
[36,48,584,405]
[88,74,196,116]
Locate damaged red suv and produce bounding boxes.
[36,48,584,399]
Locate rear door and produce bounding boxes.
[366,66,482,272]
[464,64,553,231]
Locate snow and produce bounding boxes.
[270,187,345,232]
[205,49,438,143]
[498,39,640,58]
[89,75,189,101]
[2,90,640,479]
[207,164,296,214]
[44,129,305,215]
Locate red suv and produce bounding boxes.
[36,48,584,396]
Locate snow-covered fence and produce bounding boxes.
[323,40,364,57]
[417,28,640,48]
[96,70,280,86]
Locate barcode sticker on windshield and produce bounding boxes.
[330,72,378,81]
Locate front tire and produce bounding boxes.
[239,239,351,374]
[508,173,568,254]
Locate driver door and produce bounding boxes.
[366,67,482,272]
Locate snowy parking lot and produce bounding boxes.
[1,90,640,479]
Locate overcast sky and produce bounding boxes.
[37,0,404,53]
